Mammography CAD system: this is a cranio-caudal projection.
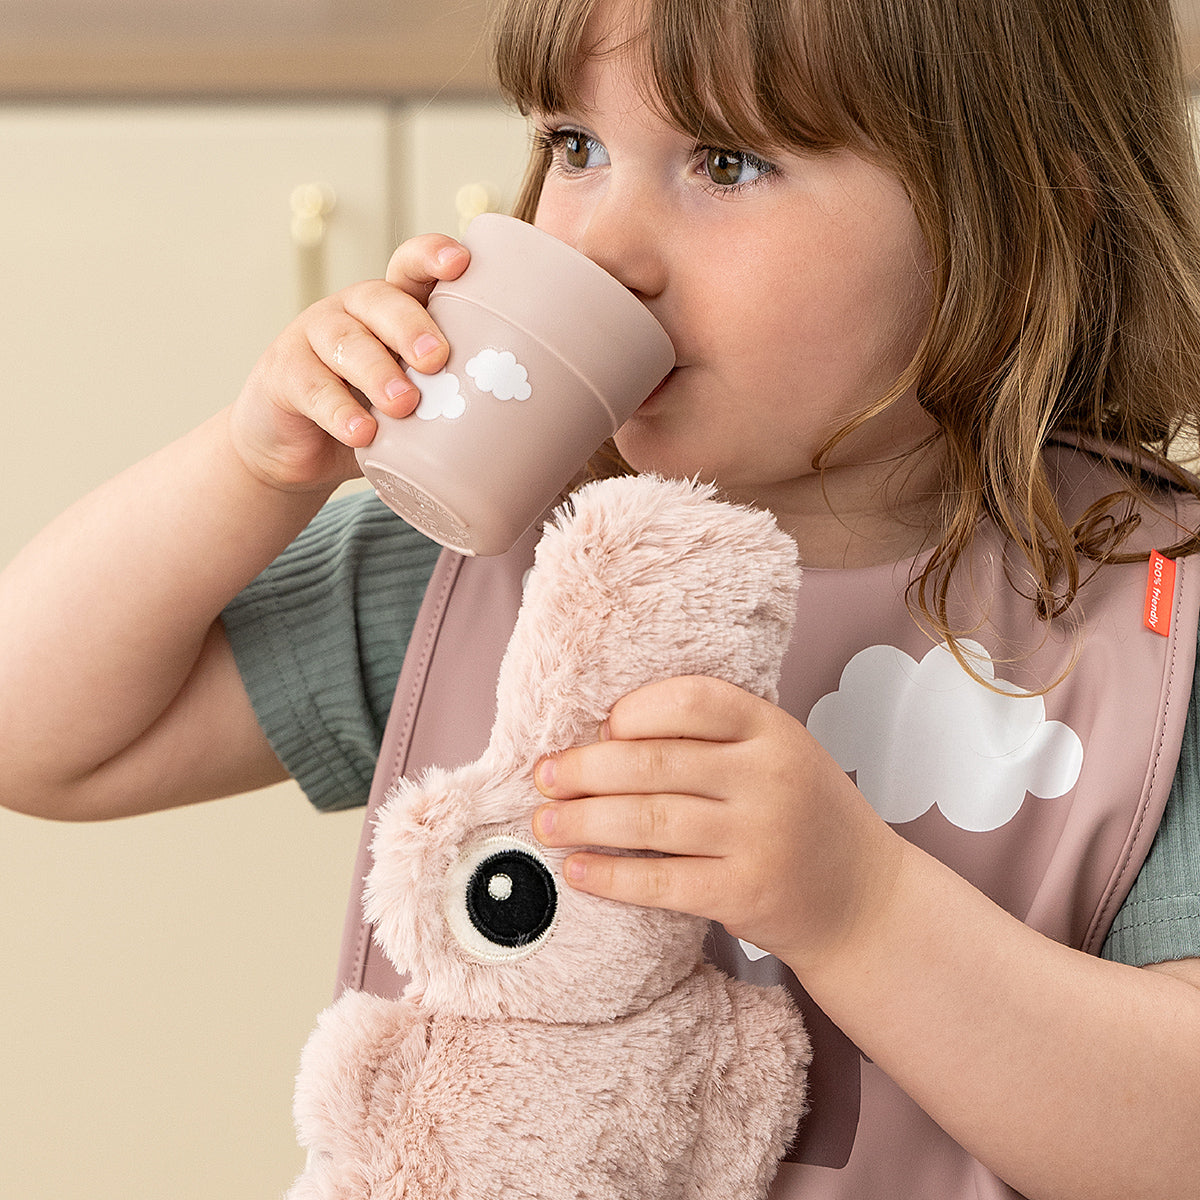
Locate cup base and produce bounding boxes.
[362,460,478,556]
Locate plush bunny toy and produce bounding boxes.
[288,475,811,1200]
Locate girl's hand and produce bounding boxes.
[229,233,470,492]
[532,675,904,975]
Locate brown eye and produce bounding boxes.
[550,130,608,172]
[564,132,591,170]
[705,149,744,186]
[703,148,773,189]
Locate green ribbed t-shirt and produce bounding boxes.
[223,490,442,812]
[222,490,1200,968]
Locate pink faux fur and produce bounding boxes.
[288,475,811,1199]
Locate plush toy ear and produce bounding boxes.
[486,474,801,767]
[366,475,801,1022]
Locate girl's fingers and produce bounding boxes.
[534,790,727,857]
[534,734,737,804]
[340,278,451,382]
[295,235,470,437]
[293,369,378,447]
[309,319,415,417]
[534,678,763,804]
[271,325,399,449]
[232,237,469,487]
[291,272,457,439]
[558,849,726,918]
[604,675,764,743]
[385,233,470,295]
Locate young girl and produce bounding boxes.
[2,0,1199,1196]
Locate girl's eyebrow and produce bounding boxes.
[531,105,596,127]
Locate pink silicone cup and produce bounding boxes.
[356,214,675,556]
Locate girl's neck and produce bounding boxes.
[729,445,947,571]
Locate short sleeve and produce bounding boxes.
[221,490,442,812]
[1102,620,1200,966]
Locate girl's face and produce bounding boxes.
[531,20,942,565]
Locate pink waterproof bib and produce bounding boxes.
[336,446,1199,1198]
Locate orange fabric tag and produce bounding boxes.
[1143,550,1176,636]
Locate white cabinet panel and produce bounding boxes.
[0,105,395,544]
[0,101,531,1200]
[0,100,527,1200]
[393,97,532,237]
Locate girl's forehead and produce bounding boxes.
[581,0,641,49]
[549,2,653,106]
[541,0,672,114]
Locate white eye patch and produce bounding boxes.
[444,834,559,964]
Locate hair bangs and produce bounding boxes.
[493,0,863,159]
[493,0,598,119]
[645,0,861,155]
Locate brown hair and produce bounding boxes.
[493,0,1200,652]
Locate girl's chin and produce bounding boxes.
[612,434,711,484]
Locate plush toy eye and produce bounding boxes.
[444,835,558,963]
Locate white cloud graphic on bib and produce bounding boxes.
[807,640,1083,832]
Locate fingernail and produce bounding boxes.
[535,756,555,792]
[412,333,442,359]
[385,376,414,403]
[565,857,586,882]
[598,720,611,743]
[534,806,555,839]
[437,245,465,266]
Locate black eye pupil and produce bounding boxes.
[465,850,556,948]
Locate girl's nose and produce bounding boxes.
[571,191,667,300]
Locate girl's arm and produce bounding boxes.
[532,675,1200,1200]
[0,236,468,821]
[802,840,1200,1200]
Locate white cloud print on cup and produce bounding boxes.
[409,346,533,421]
[807,640,1083,833]
[466,347,532,401]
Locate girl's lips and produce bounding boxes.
[640,366,677,408]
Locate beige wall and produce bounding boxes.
[0,101,528,1199]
